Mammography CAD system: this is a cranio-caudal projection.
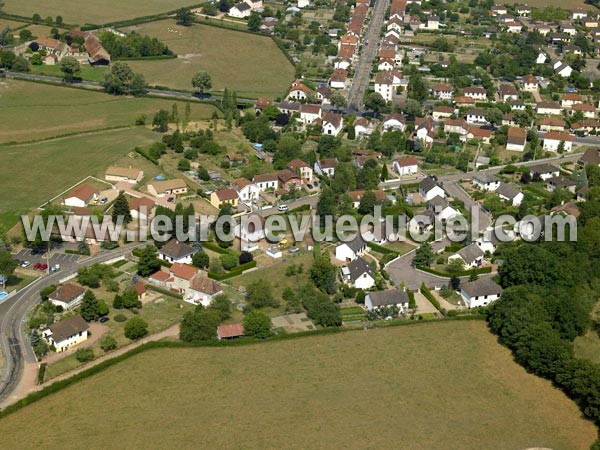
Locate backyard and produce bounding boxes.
[0,320,595,449]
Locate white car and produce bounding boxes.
[21,261,30,268]
[278,204,289,212]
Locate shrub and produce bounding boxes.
[239,251,253,265]
[114,314,127,322]
[75,347,94,362]
[100,335,117,352]
[124,317,149,340]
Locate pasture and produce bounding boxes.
[0,321,594,450]
[1,0,202,26]
[0,79,218,143]
[0,127,160,229]
[124,20,295,98]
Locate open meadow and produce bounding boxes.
[0,79,218,143]
[0,320,595,450]
[1,0,202,26]
[124,20,295,98]
[0,127,160,229]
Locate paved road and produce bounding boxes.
[347,0,389,112]
[4,72,257,105]
[0,243,144,406]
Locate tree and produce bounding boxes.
[243,310,272,339]
[192,251,210,268]
[450,276,461,290]
[358,190,377,215]
[192,71,212,95]
[124,316,149,340]
[0,250,17,289]
[248,11,261,31]
[220,253,238,270]
[364,92,387,114]
[412,242,434,267]
[408,73,428,102]
[310,256,338,294]
[381,163,389,181]
[0,50,16,69]
[239,251,253,265]
[316,186,336,221]
[179,308,221,342]
[100,335,117,352]
[59,56,80,82]
[32,13,41,24]
[246,279,278,308]
[121,287,142,309]
[80,290,101,322]
[447,258,465,275]
[211,294,232,320]
[330,92,347,109]
[175,8,194,26]
[11,56,29,72]
[137,245,161,277]
[152,109,170,132]
[102,62,146,96]
[55,15,63,25]
[112,191,132,224]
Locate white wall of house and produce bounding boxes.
[460,290,500,308]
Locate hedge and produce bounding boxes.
[134,147,159,165]
[367,242,399,257]
[37,363,47,385]
[202,241,234,254]
[0,315,485,420]
[114,55,178,61]
[420,283,446,316]
[407,290,416,309]
[146,284,183,299]
[416,265,492,278]
[208,260,257,280]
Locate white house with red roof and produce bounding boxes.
[393,156,419,176]
[62,184,99,208]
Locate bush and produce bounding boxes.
[100,335,117,352]
[37,363,47,384]
[243,310,272,339]
[114,314,127,322]
[220,253,238,271]
[75,347,94,362]
[124,316,149,340]
[239,251,253,265]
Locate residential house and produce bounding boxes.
[287,79,311,100]
[300,103,322,124]
[48,283,86,310]
[378,57,395,71]
[454,96,475,107]
[414,117,435,145]
[443,118,469,136]
[382,113,406,132]
[184,273,223,306]
[253,173,279,191]
[462,87,487,101]
[506,127,527,152]
[347,190,387,209]
[428,195,460,222]
[322,113,344,136]
[496,183,524,206]
[147,179,188,198]
[529,163,560,181]
[408,209,436,235]
[166,263,198,293]
[561,93,584,108]
[448,243,484,268]
[505,21,522,33]
[335,236,368,262]
[105,166,143,184]
[330,68,348,89]
[572,103,596,119]
[62,184,98,208]
[35,37,71,59]
[536,101,563,115]
[431,83,454,100]
[314,158,338,177]
[277,169,302,192]
[419,176,445,201]
[341,257,375,290]
[42,315,89,353]
[499,84,518,101]
[129,197,155,221]
[460,278,503,308]
[579,148,600,167]
[232,178,260,203]
[158,240,196,264]
[316,85,332,104]
[540,117,566,132]
[354,118,374,137]
[466,108,487,125]
[374,70,395,102]
[466,126,492,144]
[522,74,539,91]
[365,290,410,312]
[287,159,313,183]
[572,120,600,134]
[432,106,455,120]
[546,176,577,193]
[229,2,252,18]
[472,173,500,191]
[543,131,574,152]
[393,156,419,176]
[210,188,239,209]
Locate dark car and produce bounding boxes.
[99,317,110,323]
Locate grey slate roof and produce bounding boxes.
[345,235,367,253]
[48,315,89,343]
[496,183,520,200]
[529,163,559,175]
[473,173,500,184]
[419,176,440,193]
[347,257,374,282]
[461,277,503,298]
[456,243,484,264]
[159,240,196,259]
[428,195,449,209]
[367,289,409,307]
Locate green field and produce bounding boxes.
[0,79,218,143]
[0,321,594,449]
[124,20,295,98]
[2,0,202,26]
[29,64,108,82]
[0,127,159,229]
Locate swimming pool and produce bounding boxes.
[0,291,8,300]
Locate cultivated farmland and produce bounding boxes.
[1,0,202,26]
[124,20,295,98]
[0,321,594,449]
[0,127,160,229]
[0,80,218,143]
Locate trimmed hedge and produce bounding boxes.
[37,363,47,385]
[420,283,446,316]
[416,265,492,278]
[146,284,183,299]
[367,242,399,257]
[202,241,234,255]
[134,147,159,165]
[407,290,416,309]
[208,260,257,280]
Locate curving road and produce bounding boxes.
[0,243,144,406]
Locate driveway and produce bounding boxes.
[413,292,440,316]
[386,250,449,290]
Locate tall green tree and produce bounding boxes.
[175,8,194,26]
[137,245,161,277]
[80,290,101,322]
[243,310,272,338]
[0,250,17,288]
[412,242,434,267]
[112,191,132,224]
[59,56,80,82]
[124,316,149,339]
[192,71,212,95]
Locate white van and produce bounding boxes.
[278,204,289,212]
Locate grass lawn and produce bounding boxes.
[574,330,600,365]
[4,271,37,293]
[0,321,595,449]
[45,294,194,380]
[383,240,415,255]
[124,20,295,98]
[0,127,160,230]
[340,306,366,322]
[2,0,204,26]
[29,63,108,82]
[0,79,218,143]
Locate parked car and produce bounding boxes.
[21,261,30,268]
[288,247,300,254]
[99,317,110,323]
[33,263,41,270]
[39,264,48,271]
[99,197,108,205]
[278,204,289,212]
